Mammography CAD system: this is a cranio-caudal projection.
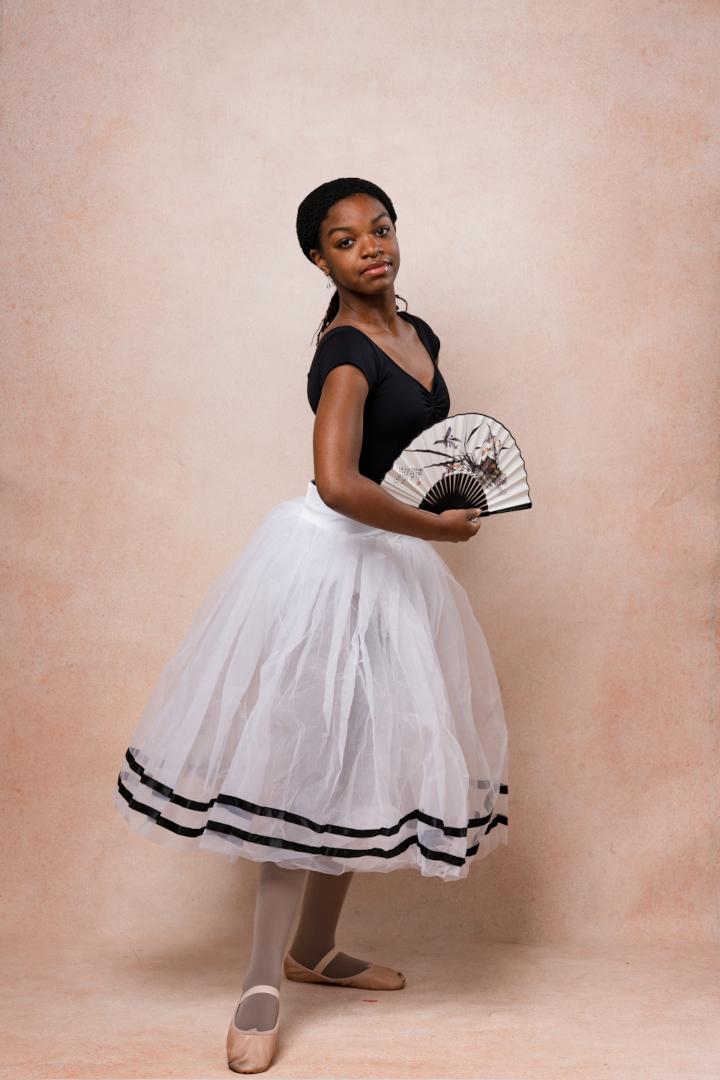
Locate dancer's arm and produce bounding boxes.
[313,365,482,543]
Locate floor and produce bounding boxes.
[2,936,718,1079]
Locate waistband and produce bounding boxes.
[300,480,384,537]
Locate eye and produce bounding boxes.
[337,224,391,249]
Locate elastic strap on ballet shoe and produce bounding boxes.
[238,983,280,1004]
[312,945,342,975]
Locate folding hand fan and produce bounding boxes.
[380,412,532,517]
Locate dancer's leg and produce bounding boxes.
[288,869,371,978]
[234,861,307,1032]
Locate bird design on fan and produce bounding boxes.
[380,412,532,517]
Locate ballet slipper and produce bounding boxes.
[226,984,280,1074]
[283,945,406,990]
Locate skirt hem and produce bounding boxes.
[112,785,508,881]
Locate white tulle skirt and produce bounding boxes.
[112,479,509,880]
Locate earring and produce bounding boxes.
[326,275,334,289]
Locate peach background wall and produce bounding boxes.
[3,0,718,961]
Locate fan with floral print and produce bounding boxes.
[381,412,532,517]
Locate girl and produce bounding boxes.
[113,177,509,1074]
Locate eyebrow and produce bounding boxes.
[326,211,390,238]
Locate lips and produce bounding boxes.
[361,260,390,274]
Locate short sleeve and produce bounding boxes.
[307,328,380,412]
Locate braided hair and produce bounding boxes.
[296,177,408,345]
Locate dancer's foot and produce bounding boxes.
[287,941,371,979]
[233,980,280,1032]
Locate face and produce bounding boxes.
[309,193,400,292]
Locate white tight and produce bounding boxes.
[235,863,362,1031]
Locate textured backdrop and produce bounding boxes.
[2,1,718,961]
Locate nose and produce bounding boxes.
[362,237,383,256]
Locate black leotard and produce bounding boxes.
[306,310,451,485]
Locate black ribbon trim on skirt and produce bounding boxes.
[116,776,506,867]
[123,746,508,835]
[118,747,509,869]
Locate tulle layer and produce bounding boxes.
[113,480,509,880]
